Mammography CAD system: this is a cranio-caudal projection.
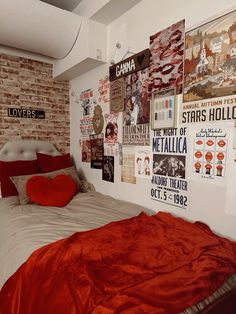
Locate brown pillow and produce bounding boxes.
[11,166,85,205]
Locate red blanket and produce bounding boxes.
[1,212,236,314]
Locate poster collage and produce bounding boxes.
[78,9,236,212]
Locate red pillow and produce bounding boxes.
[26,174,77,207]
[0,160,39,197]
[36,153,73,173]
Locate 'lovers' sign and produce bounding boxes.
[7,108,45,119]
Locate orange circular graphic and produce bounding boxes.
[217,140,226,148]
[205,152,213,162]
[195,151,202,159]
[196,140,203,145]
[206,140,214,146]
[217,152,224,161]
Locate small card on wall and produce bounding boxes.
[151,88,177,129]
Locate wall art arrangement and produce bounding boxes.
[151,127,188,209]
[78,9,236,212]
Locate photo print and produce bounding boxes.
[102,156,114,182]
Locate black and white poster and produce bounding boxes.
[102,156,114,182]
[90,134,104,169]
[151,127,188,209]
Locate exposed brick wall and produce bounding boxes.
[0,53,70,153]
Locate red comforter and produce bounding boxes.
[1,212,236,314]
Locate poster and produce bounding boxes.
[180,94,236,124]
[80,89,94,116]
[92,105,104,135]
[102,156,114,182]
[97,76,110,104]
[135,146,151,178]
[151,127,188,209]
[149,19,185,95]
[110,78,125,112]
[184,10,236,103]
[82,139,91,163]
[104,112,118,143]
[187,123,234,185]
[122,68,150,145]
[121,146,136,184]
[104,112,119,156]
[90,134,104,169]
[151,88,177,129]
[80,116,93,139]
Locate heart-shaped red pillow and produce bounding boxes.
[26,174,77,207]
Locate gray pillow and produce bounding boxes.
[11,166,85,205]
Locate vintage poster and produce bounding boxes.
[187,123,234,185]
[122,68,150,145]
[121,146,136,184]
[90,133,104,169]
[149,20,185,95]
[97,76,110,104]
[110,78,125,112]
[104,112,119,156]
[184,10,236,103]
[80,116,94,139]
[82,139,91,163]
[135,146,151,178]
[151,127,188,209]
[102,156,114,182]
[80,89,94,116]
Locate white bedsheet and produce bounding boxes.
[0,191,153,289]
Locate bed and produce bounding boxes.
[0,140,236,314]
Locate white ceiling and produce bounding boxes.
[40,0,82,11]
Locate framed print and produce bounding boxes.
[151,88,177,129]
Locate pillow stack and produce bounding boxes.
[0,152,88,206]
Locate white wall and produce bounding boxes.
[70,0,236,240]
